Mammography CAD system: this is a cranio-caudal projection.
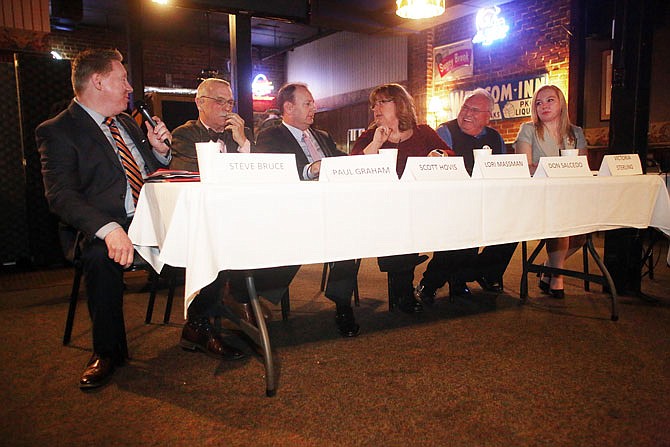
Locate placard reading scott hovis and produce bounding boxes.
[401,156,469,180]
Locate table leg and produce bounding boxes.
[520,241,528,302]
[520,240,546,303]
[520,235,619,321]
[244,272,277,397]
[585,236,619,321]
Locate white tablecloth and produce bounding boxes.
[129,175,670,316]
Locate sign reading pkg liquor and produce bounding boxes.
[444,73,549,121]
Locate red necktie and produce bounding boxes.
[104,117,144,205]
[303,130,322,162]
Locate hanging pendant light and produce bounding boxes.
[396,0,445,20]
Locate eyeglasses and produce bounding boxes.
[370,98,394,109]
[200,96,236,107]
[460,104,490,114]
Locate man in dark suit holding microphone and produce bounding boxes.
[36,48,243,390]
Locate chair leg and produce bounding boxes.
[63,265,83,345]
[353,259,361,307]
[320,263,329,292]
[163,268,177,324]
[387,273,395,311]
[280,289,290,321]
[582,243,590,292]
[144,270,160,324]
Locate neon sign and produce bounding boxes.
[252,74,275,100]
[472,6,509,46]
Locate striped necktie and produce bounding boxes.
[104,117,144,205]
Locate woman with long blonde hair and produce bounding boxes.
[514,85,587,298]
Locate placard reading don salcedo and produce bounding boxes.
[534,156,593,178]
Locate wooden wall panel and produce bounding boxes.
[0,0,49,33]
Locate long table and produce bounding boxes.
[129,174,670,395]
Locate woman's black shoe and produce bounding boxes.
[539,278,551,294]
[549,288,565,299]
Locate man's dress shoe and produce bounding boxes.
[476,277,503,293]
[398,296,424,314]
[222,291,271,326]
[335,306,360,337]
[79,354,115,390]
[450,282,471,297]
[414,283,435,306]
[180,320,246,361]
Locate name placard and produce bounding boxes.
[598,154,643,176]
[197,151,299,183]
[533,156,593,178]
[401,156,470,181]
[319,154,398,182]
[471,154,530,179]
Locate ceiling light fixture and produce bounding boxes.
[396,0,445,20]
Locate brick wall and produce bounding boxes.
[48,28,285,91]
[408,0,574,143]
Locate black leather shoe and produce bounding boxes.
[549,288,565,299]
[450,282,471,297]
[414,283,435,306]
[335,307,360,338]
[398,296,424,314]
[539,279,551,294]
[476,277,503,293]
[79,354,115,390]
[180,319,246,361]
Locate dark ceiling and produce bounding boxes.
[51,0,515,53]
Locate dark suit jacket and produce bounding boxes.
[254,123,347,180]
[170,119,255,171]
[36,100,168,240]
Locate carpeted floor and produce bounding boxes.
[1,235,669,447]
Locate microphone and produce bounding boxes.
[135,101,171,147]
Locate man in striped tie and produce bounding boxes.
[37,49,237,391]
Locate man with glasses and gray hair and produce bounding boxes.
[170,77,254,171]
[169,78,296,361]
[416,88,517,302]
